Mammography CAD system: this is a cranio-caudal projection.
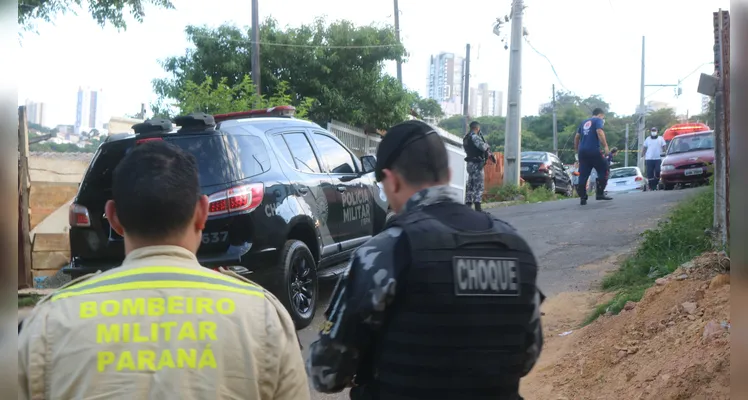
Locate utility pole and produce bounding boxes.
[250,0,261,96]
[503,0,524,186]
[624,124,629,167]
[637,36,646,172]
[18,106,32,289]
[713,9,728,248]
[552,84,558,155]
[393,0,403,86]
[463,43,471,133]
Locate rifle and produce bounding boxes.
[478,130,497,164]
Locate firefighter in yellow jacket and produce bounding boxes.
[18,140,310,400]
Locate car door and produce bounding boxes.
[310,130,372,251]
[270,132,341,251]
[550,154,568,188]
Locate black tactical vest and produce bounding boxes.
[358,206,538,400]
[463,133,485,160]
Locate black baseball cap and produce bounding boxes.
[375,120,438,182]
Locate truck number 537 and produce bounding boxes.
[202,231,229,244]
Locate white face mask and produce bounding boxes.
[650,131,658,137]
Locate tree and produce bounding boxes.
[173,75,315,118]
[153,17,411,129]
[411,95,444,120]
[646,108,678,132]
[19,0,174,32]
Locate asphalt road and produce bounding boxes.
[299,187,701,400]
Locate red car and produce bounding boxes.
[659,130,714,190]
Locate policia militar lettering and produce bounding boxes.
[307,120,545,400]
[18,139,310,400]
[463,121,496,212]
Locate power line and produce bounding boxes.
[644,61,714,99]
[524,38,569,92]
[521,38,598,154]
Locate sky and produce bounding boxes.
[18,0,729,128]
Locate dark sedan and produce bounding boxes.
[520,151,573,196]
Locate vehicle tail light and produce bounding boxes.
[136,137,163,145]
[635,176,643,181]
[69,203,91,227]
[208,183,264,217]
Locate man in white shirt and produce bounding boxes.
[641,127,667,190]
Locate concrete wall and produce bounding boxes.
[27,152,92,227]
[28,152,92,183]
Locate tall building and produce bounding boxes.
[646,100,671,113]
[75,87,105,134]
[427,52,465,116]
[701,95,711,114]
[470,83,504,117]
[25,100,47,127]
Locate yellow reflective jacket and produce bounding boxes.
[18,245,310,400]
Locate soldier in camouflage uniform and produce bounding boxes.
[463,121,495,211]
[307,120,544,400]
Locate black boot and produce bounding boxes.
[596,186,612,201]
[576,184,588,205]
[475,202,482,212]
[465,202,473,210]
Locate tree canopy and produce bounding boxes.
[19,0,173,32]
[152,17,432,129]
[175,75,315,118]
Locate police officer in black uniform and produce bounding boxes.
[307,120,544,400]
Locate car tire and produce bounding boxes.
[274,240,318,330]
[564,183,574,197]
[546,179,556,193]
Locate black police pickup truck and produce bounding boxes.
[65,106,390,329]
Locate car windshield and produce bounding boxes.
[610,168,637,179]
[667,133,714,155]
[521,152,548,161]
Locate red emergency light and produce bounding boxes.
[213,106,296,123]
[663,123,710,141]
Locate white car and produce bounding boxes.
[605,167,646,194]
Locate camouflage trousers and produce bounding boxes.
[465,161,485,203]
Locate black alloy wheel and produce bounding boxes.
[276,240,318,329]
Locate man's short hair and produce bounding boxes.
[112,140,201,239]
[592,108,604,116]
[384,120,450,185]
[469,121,480,129]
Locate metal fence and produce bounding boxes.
[327,119,467,202]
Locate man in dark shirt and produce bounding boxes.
[575,108,613,205]
[307,120,544,400]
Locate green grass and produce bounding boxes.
[18,295,42,308]
[584,184,716,324]
[484,184,560,204]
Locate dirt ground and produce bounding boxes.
[520,252,731,400]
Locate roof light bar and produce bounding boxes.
[213,106,296,123]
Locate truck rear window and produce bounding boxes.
[166,135,235,187]
[82,135,236,194]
